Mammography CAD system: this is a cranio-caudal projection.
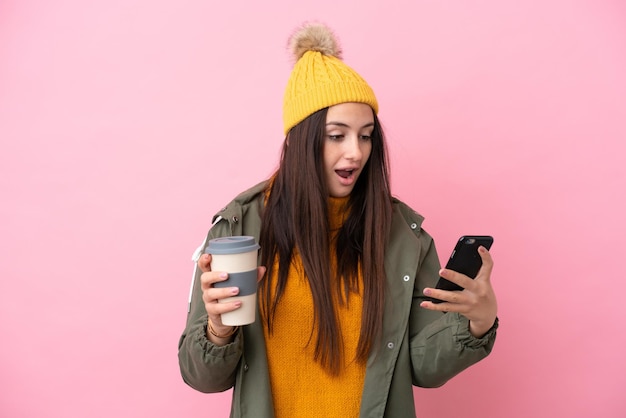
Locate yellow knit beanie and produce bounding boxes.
[283,23,379,134]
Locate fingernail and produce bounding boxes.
[439,269,446,277]
[423,288,432,296]
[231,287,239,295]
[219,273,228,279]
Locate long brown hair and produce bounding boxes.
[259,107,392,375]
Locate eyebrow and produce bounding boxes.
[326,121,375,129]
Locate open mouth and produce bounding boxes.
[335,169,356,179]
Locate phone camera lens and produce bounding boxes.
[465,238,476,244]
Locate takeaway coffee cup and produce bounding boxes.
[205,236,260,326]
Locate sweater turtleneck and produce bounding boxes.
[262,195,365,418]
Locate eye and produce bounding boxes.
[327,134,344,141]
[359,130,374,141]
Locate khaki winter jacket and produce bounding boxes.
[178,181,498,418]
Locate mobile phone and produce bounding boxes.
[431,235,494,304]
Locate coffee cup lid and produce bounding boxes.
[205,236,260,255]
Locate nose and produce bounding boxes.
[343,135,363,161]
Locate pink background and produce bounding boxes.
[2,1,625,417]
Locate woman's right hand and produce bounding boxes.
[198,253,266,344]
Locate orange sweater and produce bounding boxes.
[262,197,365,418]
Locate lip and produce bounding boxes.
[334,167,359,186]
[336,166,359,173]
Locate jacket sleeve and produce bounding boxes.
[177,218,243,393]
[408,232,498,388]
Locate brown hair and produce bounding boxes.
[259,107,392,374]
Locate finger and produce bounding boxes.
[202,282,239,300]
[257,266,267,282]
[475,246,494,282]
[439,268,474,290]
[200,270,229,291]
[206,299,243,319]
[202,287,239,305]
[198,253,212,273]
[420,299,458,313]
[204,282,242,320]
[423,287,466,305]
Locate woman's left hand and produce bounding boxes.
[420,246,498,338]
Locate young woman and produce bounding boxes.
[178,22,498,418]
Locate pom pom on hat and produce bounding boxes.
[287,22,343,62]
[282,22,378,135]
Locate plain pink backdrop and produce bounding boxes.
[1,1,625,417]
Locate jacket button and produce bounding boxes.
[410,223,417,229]
[387,342,394,349]
[232,216,239,223]
[403,275,410,282]
[243,363,249,372]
